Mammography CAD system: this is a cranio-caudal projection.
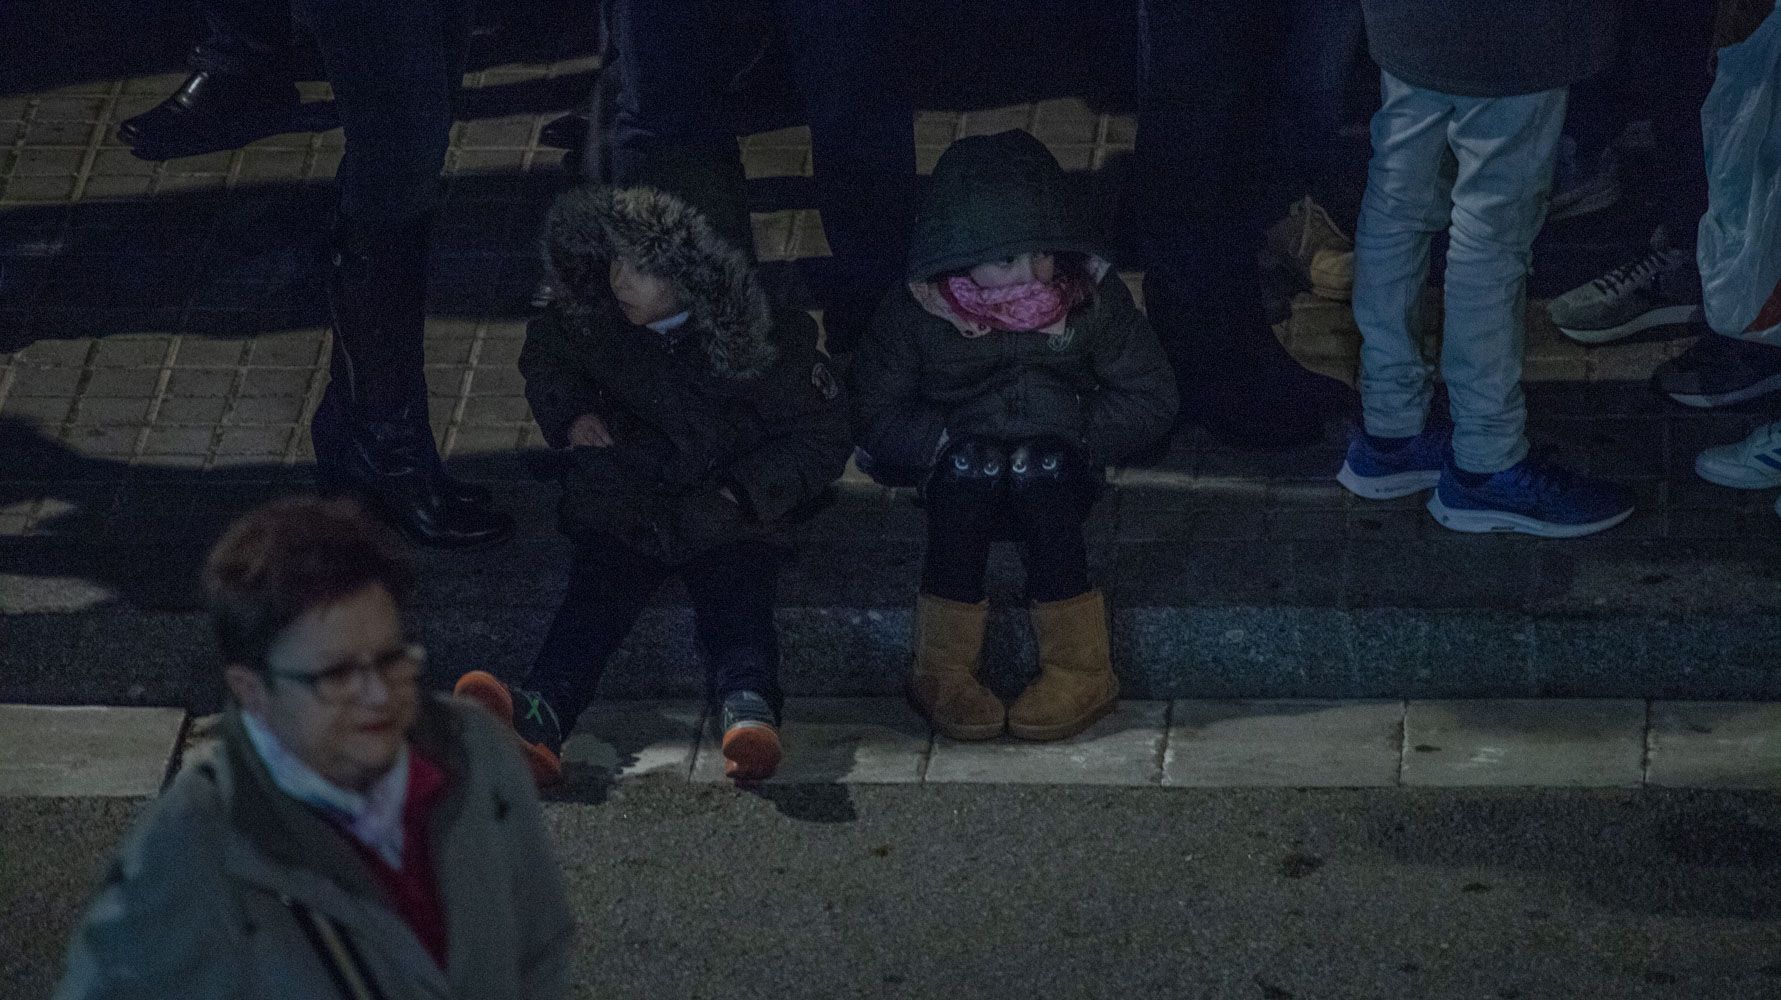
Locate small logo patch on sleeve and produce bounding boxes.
[810,360,839,401]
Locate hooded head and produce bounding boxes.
[541,152,778,379]
[905,129,1104,283]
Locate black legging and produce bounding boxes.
[920,436,1099,605]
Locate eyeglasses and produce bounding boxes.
[267,643,427,705]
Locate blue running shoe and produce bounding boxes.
[1427,452,1634,538]
[1336,424,1450,499]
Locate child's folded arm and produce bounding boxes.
[1081,279,1180,464]
[847,300,950,471]
[519,314,607,449]
[724,340,855,524]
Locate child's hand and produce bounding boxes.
[568,413,615,448]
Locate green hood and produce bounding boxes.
[906,129,1102,282]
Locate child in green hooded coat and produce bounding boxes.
[849,129,1178,742]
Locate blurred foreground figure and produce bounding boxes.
[54,497,572,999]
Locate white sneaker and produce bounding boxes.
[1695,419,1781,489]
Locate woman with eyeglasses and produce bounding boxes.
[54,497,574,1000]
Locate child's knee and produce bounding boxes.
[1007,437,1100,523]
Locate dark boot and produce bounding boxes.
[311,216,513,548]
[117,70,303,159]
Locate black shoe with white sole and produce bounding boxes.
[1651,334,1781,409]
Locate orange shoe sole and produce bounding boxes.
[453,670,514,722]
[721,723,782,782]
[453,671,562,787]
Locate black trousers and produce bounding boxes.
[187,0,476,459]
[189,0,470,233]
[920,438,1098,606]
[606,0,915,334]
[524,534,785,725]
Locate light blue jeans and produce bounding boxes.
[1353,71,1569,474]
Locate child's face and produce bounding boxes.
[609,259,681,326]
[968,252,1055,289]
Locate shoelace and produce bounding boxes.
[1741,420,1781,458]
[1506,449,1579,501]
[1592,248,1672,297]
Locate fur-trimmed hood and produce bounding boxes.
[541,183,779,380]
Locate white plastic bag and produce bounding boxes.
[1697,0,1781,343]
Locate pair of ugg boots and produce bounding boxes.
[909,590,1118,742]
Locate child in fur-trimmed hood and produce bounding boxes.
[454,153,851,785]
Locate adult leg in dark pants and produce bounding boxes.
[118,0,304,155]
[1003,438,1114,741]
[1275,0,1368,220]
[1137,0,1356,449]
[300,0,512,547]
[910,438,1008,740]
[604,0,914,353]
[775,0,915,353]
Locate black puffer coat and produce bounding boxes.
[849,130,1178,474]
[521,180,851,565]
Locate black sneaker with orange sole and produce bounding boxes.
[453,670,565,786]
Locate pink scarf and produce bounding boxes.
[938,273,1089,333]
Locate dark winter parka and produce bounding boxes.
[521,180,851,565]
[1362,0,1619,98]
[848,129,1178,475]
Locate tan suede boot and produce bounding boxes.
[909,593,1005,741]
[1008,590,1118,741]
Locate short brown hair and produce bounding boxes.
[202,497,412,668]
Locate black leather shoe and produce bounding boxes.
[118,70,302,159]
[315,404,514,549]
[311,215,513,548]
[436,472,493,508]
[540,110,594,150]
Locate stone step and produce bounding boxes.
[5,411,1777,711]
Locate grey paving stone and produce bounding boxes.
[1165,699,1403,787]
[691,697,930,785]
[0,704,185,796]
[561,699,703,781]
[1647,701,1781,789]
[1401,699,1646,788]
[0,567,119,612]
[924,700,1166,786]
[81,368,159,398]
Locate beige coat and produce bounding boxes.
[53,697,574,1000]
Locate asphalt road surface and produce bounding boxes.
[7,780,1781,999]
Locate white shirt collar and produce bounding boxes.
[647,310,691,334]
